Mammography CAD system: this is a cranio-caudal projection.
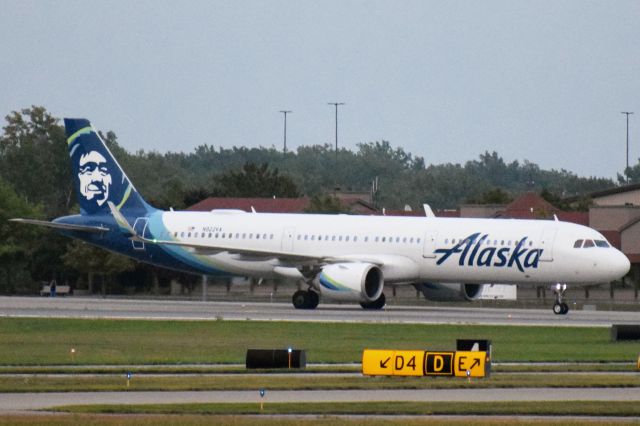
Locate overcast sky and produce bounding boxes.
[1,0,639,178]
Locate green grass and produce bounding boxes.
[0,363,635,375]
[1,373,639,393]
[54,400,640,417]
[0,414,617,426]
[1,317,638,364]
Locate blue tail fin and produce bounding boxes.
[64,118,154,216]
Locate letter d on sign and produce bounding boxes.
[434,355,444,372]
[424,352,454,376]
[395,355,404,370]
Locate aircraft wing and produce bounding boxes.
[149,238,322,263]
[9,218,109,233]
[108,202,320,263]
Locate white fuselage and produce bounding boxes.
[149,211,629,287]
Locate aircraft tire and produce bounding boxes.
[292,290,308,309]
[307,291,320,309]
[561,302,569,315]
[553,303,563,315]
[360,293,386,310]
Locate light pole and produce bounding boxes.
[279,110,292,153]
[622,111,634,182]
[328,102,345,164]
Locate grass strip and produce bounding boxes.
[2,374,639,393]
[0,366,356,375]
[493,363,638,373]
[0,363,636,375]
[54,400,640,417]
[0,413,616,426]
[1,317,639,365]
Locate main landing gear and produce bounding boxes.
[360,292,386,310]
[292,290,319,310]
[552,283,569,315]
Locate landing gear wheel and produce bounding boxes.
[292,290,308,309]
[292,290,319,310]
[553,302,569,315]
[553,303,563,315]
[307,291,319,309]
[552,283,569,315]
[360,293,386,310]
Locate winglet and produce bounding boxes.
[423,204,436,218]
[107,201,137,237]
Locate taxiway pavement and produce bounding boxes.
[1,387,640,411]
[0,296,638,326]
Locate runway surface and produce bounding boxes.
[1,387,639,411]
[1,296,639,326]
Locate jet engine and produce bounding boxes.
[416,282,483,302]
[314,263,384,302]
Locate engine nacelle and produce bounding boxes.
[417,282,483,302]
[315,263,384,302]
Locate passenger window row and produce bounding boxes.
[296,234,422,244]
[174,231,275,240]
[444,238,535,247]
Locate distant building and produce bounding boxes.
[460,192,589,225]
[581,184,640,265]
[186,195,378,215]
[187,197,311,213]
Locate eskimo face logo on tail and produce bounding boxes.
[434,232,543,273]
[78,151,112,206]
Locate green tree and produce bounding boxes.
[0,177,43,293]
[467,187,513,204]
[62,240,135,295]
[211,162,299,198]
[0,106,72,218]
[305,195,348,214]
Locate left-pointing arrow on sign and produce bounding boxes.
[380,357,390,368]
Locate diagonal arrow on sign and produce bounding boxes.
[379,357,391,369]
[470,358,481,369]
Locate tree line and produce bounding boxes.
[0,106,624,294]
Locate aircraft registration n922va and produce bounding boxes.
[10,119,631,315]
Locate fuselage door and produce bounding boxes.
[282,227,295,252]
[422,231,438,258]
[132,217,148,251]
[538,227,557,262]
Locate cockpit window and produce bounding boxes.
[583,239,595,248]
[573,239,583,248]
[595,240,610,248]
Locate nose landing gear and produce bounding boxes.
[552,283,569,315]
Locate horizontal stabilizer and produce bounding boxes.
[9,218,109,233]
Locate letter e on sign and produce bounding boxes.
[454,351,486,378]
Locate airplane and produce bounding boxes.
[10,118,630,315]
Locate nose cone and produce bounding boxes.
[612,250,631,279]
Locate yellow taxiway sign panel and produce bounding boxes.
[424,351,455,376]
[391,350,425,376]
[362,349,425,376]
[362,349,396,376]
[453,351,487,378]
